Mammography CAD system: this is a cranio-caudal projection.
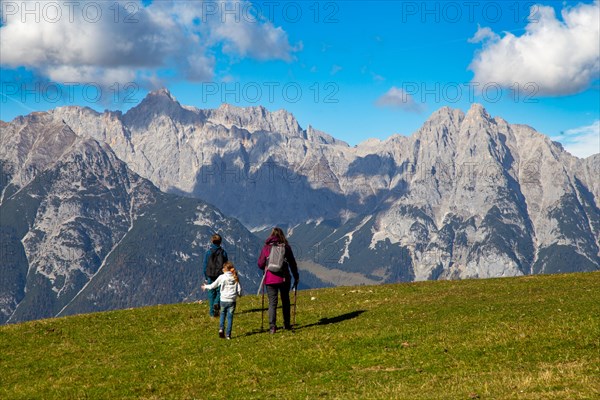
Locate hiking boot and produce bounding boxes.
[219,330,225,339]
[269,326,277,334]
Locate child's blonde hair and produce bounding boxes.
[223,261,239,283]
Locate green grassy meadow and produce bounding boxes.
[1,272,598,399]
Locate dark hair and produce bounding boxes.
[211,234,222,246]
[270,227,288,245]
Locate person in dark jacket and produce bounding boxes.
[203,234,228,317]
[257,227,299,333]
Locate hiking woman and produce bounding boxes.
[202,262,242,339]
[258,227,299,334]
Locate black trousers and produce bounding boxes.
[266,282,291,329]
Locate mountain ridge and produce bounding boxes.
[0,121,263,324]
[1,89,598,322]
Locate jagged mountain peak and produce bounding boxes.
[431,105,465,119]
[421,106,465,131]
[306,124,349,146]
[9,110,55,125]
[148,87,176,101]
[463,103,494,124]
[453,103,500,141]
[217,102,266,113]
[132,88,181,110]
[0,111,79,189]
[44,137,135,192]
[122,88,199,128]
[213,103,272,122]
[467,102,488,114]
[206,103,303,137]
[52,105,101,118]
[413,106,464,148]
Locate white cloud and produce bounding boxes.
[552,120,600,158]
[469,1,600,96]
[0,1,203,86]
[0,0,298,87]
[376,87,425,113]
[44,66,134,87]
[209,17,296,61]
[467,25,499,43]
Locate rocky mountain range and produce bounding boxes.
[1,88,598,322]
[0,111,262,324]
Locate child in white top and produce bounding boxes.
[202,262,242,339]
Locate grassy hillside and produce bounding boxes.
[1,272,598,399]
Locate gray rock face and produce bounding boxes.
[51,90,357,227]
[49,90,598,280]
[2,88,598,322]
[0,114,262,324]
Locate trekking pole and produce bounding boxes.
[261,284,265,331]
[260,270,266,332]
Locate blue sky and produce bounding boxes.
[1,0,599,156]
